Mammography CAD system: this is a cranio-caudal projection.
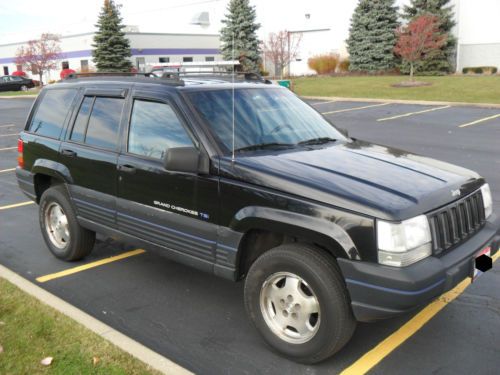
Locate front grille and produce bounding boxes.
[428,189,486,255]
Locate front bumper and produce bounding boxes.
[338,214,500,322]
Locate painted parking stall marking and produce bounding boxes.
[321,102,389,115]
[0,201,35,211]
[458,113,500,128]
[36,249,146,283]
[0,124,15,128]
[0,168,16,174]
[0,147,17,151]
[377,105,451,122]
[0,133,18,138]
[340,250,500,375]
[311,100,337,106]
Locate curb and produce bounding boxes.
[303,96,500,109]
[0,263,193,375]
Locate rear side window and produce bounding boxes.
[70,96,124,151]
[29,89,77,139]
[128,100,193,159]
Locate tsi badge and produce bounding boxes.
[153,200,210,220]
[451,189,461,197]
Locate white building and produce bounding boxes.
[0,31,221,82]
[454,0,500,72]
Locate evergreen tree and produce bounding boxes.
[347,0,400,72]
[92,0,132,72]
[220,0,261,73]
[402,0,456,74]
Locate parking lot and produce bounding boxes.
[1,97,499,374]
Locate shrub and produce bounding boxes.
[462,66,498,75]
[338,58,350,72]
[308,53,339,75]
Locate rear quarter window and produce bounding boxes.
[29,89,77,139]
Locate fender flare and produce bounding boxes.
[31,159,73,184]
[230,206,360,260]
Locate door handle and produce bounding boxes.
[61,149,77,157]
[118,164,136,174]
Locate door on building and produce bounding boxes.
[135,57,145,72]
[3,66,9,75]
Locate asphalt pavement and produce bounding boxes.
[0,97,499,374]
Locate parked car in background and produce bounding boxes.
[0,75,35,92]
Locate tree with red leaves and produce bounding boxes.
[394,14,447,81]
[15,33,62,85]
[263,30,302,79]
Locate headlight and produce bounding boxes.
[377,215,432,267]
[480,183,493,219]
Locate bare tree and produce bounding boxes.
[263,30,302,79]
[15,33,62,85]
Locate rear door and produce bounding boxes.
[116,90,219,267]
[59,88,128,228]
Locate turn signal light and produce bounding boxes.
[17,138,24,168]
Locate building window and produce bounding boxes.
[159,57,170,63]
[81,60,89,72]
[62,61,69,69]
[3,66,9,75]
[205,56,215,62]
[183,57,193,63]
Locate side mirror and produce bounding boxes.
[163,147,209,174]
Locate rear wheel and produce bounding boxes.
[39,185,95,261]
[244,244,356,364]
[20,85,28,91]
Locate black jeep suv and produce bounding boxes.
[16,73,499,364]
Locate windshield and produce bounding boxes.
[186,87,345,153]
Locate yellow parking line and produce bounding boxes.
[377,105,450,122]
[322,102,389,115]
[0,124,15,128]
[0,133,18,138]
[458,113,500,128]
[311,100,336,106]
[341,251,500,375]
[36,249,146,283]
[0,147,16,151]
[0,201,35,211]
[0,168,16,173]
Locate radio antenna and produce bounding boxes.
[231,33,236,162]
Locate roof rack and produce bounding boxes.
[63,71,185,86]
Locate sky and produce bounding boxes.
[0,0,412,46]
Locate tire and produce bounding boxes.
[244,243,356,364]
[20,85,28,92]
[39,185,95,261]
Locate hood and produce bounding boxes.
[223,140,483,220]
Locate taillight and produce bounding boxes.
[17,138,24,168]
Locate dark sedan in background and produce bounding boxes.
[0,75,35,92]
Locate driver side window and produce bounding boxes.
[128,99,194,159]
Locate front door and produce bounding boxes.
[116,92,219,266]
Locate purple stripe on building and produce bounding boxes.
[0,48,220,65]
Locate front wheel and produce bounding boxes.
[39,185,95,261]
[244,244,356,364]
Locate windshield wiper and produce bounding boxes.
[234,142,295,152]
[298,137,337,146]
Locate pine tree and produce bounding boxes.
[347,0,400,72]
[220,0,261,73]
[402,0,456,74]
[92,0,132,72]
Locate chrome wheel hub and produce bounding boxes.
[45,202,70,249]
[260,272,320,344]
